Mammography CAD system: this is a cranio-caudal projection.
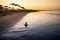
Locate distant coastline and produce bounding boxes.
[10,9,39,12]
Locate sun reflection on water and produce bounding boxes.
[10,11,60,31]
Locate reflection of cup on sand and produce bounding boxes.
[24,22,28,28]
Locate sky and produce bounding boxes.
[0,0,60,10]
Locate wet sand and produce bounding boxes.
[0,12,29,32]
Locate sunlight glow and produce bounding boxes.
[0,0,60,10]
